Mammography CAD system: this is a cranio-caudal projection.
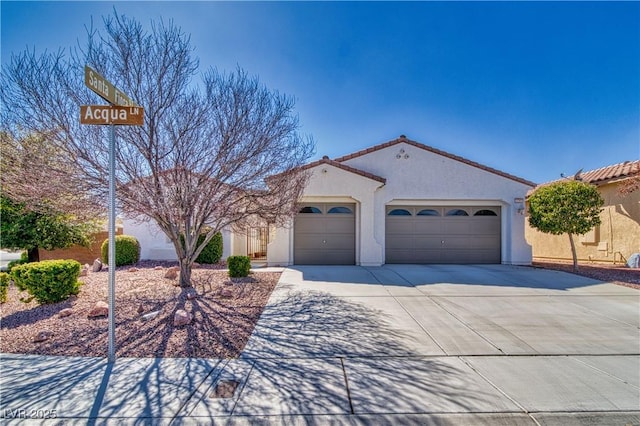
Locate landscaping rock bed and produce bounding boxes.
[0,264,279,358]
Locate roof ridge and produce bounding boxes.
[334,135,536,187]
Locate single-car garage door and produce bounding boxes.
[294,203,356,265]
[386,206,501,264]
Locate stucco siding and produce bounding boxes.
[526,182,640,264]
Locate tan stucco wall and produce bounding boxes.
[525,181,640,264]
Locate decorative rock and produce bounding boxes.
[173,309,192,326]
[58,308,73,318]
[137,304,145,314]
[186,292,197,300]
[92,259,103,273]
[164,269,178,280]
[33,331,53,343]
[141,310,161,322]
[128,267,138,273]
[192,262,201,269]
[154,266,164,271]
[220,288,233,298]
[79,267,88,277]
[88,301,109,318]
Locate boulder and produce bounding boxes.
[92,259,103,273]
[173,309,192,326]
[164,269,178,280]
[141,310,161,322]
[33,331,53,343]
[154,266,164,271]
[58,308,73,318]
[137,304,145,314]
[219,288,233,298]
[186,292,197,300]
[88,301,109,318]
[128,267,139,273]
[79,267,88,277]
[627,253,640,269]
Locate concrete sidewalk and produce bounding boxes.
[1,265,639,425]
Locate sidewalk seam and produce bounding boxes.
[339,357,355,415]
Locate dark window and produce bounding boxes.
[474,209,497,216]
[328,206,353,214]
[446,209,469,216]
[299,206,322,214]
[417,209,440,216]
[388,209,412,216]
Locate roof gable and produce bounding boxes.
[334,135,536,187]
[303,156,386,184]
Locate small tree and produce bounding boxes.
[0,195,96,262]
[528,180,604,271]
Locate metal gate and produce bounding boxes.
[247,227,269,260]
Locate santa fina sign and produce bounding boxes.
[80,105,144,125]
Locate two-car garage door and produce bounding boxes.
[385,206,501,264]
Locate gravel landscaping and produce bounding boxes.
[0,263,279,358]
[533,260,640,289]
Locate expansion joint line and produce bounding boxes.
[339,357,355,415]
[458,357,542,426]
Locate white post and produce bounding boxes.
[108,124,116,363]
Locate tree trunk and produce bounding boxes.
[568,233,578,272]
[27,247,40,263]
[179,259,193,288]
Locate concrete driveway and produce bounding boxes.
[235,264,639,424]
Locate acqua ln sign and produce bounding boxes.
[80,105,144,125]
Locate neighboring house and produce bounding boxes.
[525,160,640,265]
[40,226,123,265]
[268,135,535,266]
[126,135,536,266]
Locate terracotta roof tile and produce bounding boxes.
[334,135,536,187]
[578,160,640,185]
[303,156,386,184]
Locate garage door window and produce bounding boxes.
[328,206,353,214]
[388,208,412,216]
[417,209,440,216]
[299,206,322,214]
[446,209,469,216]
[474,209,497,216]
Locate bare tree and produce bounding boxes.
[1,12,314,287]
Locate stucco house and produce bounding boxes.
[525,160,640,265]
[124,135,537,266]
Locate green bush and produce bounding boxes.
[227,255,251,278]
[10,259,81,304]
[6,251,28,273]
[0,272,9,303]
[101,235,140,267]
[180,232,223,264]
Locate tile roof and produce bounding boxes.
[303,156,387,184]
[577,160,640,185]
[333,135,536,187]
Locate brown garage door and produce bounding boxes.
[294,203,356,265]
[385,206,501,264]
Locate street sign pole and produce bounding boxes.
[108,124,116,363]
[82,65,143,364]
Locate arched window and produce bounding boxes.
[446,209,469,216]
[328,206,353,214]
[417,209,440,216]
[299,206,322,214]
[388,209,412,216]
[474,209,497,216]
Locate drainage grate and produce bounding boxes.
[209,380,240,399]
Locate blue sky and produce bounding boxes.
[2,1,639,184]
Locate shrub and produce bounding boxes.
[180,231,224,264]
[101,235,140,267]
[196,232,223,264]
[0,272,9,303]
[227,255,251,278]
[10,259,81,304]
[6,251,28,273]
